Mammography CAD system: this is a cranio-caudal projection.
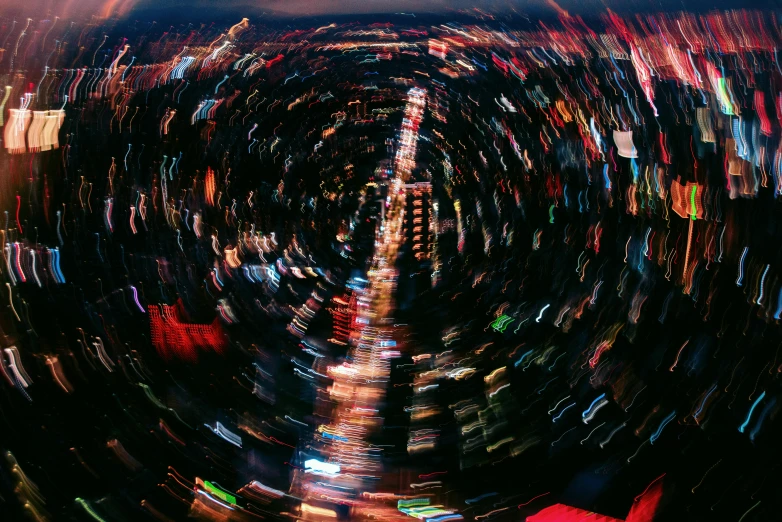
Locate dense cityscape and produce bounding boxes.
[0,2,779,521]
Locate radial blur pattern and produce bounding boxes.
[0,4,779,522]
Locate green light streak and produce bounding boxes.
[204,481,237,505]
[690,185,697,220]
[75,498,107,522]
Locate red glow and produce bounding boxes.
[526,504,625,522]
[149,299,228,362]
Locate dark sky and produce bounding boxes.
[0,0,773,20]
